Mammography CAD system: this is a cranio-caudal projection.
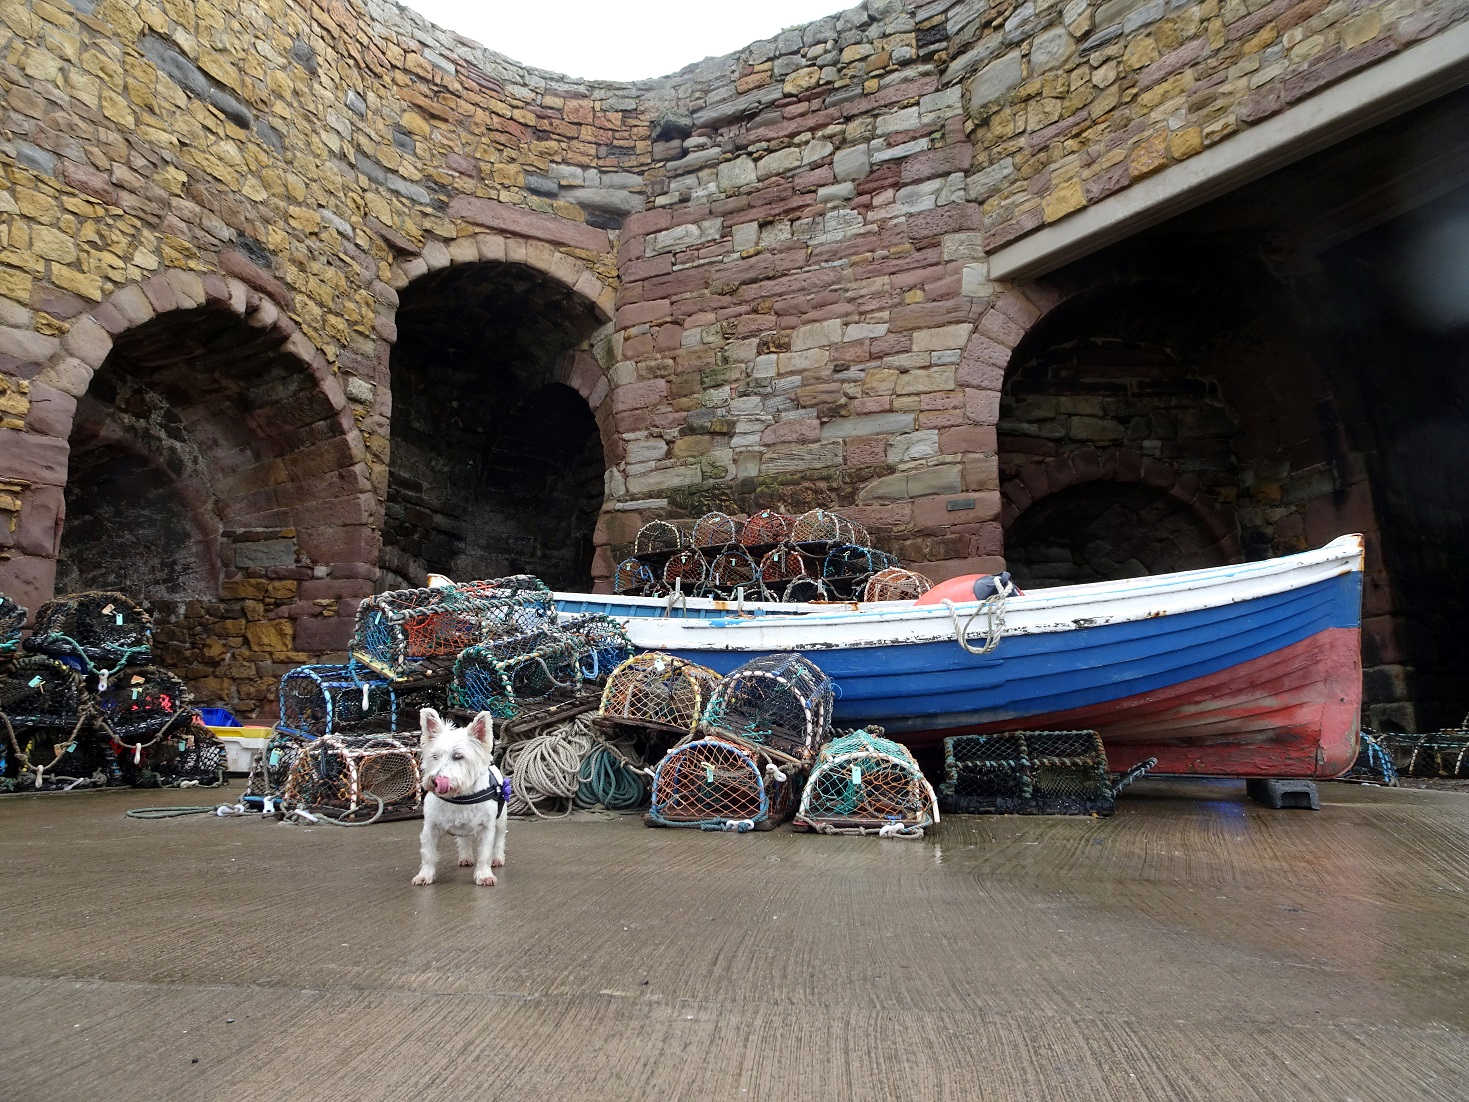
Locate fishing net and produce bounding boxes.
[24,591,152,678]
[692,512,740,550]
[281,733,423,822]
[1339,731,1398,785]
[862,566,933,602]
[790,508,846,545]
[245,728,314,802]
[794,728,940,837]
[143,722,229,787]
[757,545,809,596]
[663,549,708,591]
[278,663,397,738]
[1377,723,1469,778]
[0,655,100,787]
[635,519,684,556]
[597,653,723,738]
[560,614,635,683]
[702,652,834,760]
[647,734,802,831]
[822,544,893,597]
[351,576,555,680]
[95,665,195,767]
[707,546,759,594]
[940,730,1155,816]
[783,576,838,603]
[450,630,583,719]
[0,594,24,657]
[615,557,659,596]
[739,509,792,548]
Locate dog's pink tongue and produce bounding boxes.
[433,775,452,796]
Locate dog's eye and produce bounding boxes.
[452,751,464,761]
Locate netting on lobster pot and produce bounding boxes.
[597,653,722,739]
[351,577,554,680]
[615,557,659,596]
[24,591,152,677]
[245,728,314,801]
[635,519,684,556]
[703,652,834,760]
[450,630,582,719]
[757,546,809,597]
[1340,731,1397,785]
[940,729,1153,816]
[790,509,845,546]
[1377,724,1469,778]
[662,549,708,592]
[560,614,635,683]
[783,576,837,604]
[282,733,423,822]
[707,547,759,595]
[739,509,791,548]
[647,734,803,831]
[822,544,890,597]
[95,665,194,766]
[0,594,24,657]
[862,566,933,602]
[145,722,228,787]
[0,655,99,784]
[278,663,396,738]
[692,512,740,550]
[795,728,939,836]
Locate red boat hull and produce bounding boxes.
[901,628,1362,778]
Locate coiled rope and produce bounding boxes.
[499,712,652,816]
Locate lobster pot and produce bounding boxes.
[703,653,834,760]
[794,729,940,836]
[1340,731,1398,785]
[823,545,893,597]
[278,663,396,738]
[147,724,228,786]
[758,546,809,596]
[1378,727,1469,778]
[784,576,836,603]
[615,557,660,596]
[96,665,192,754]
[707,547,759,595]
[692,512,740,550]
[597,653,722,739]
[647,735,802,831]
[282,733,422,822]
[635,519,684,556]
[0,655,99,782]
[0,594,24,656]
[560,614,635,683]
[351,578,554,680]
[739,509,791,548]
[24,591,152,675]
[940,730,1139,816]
[450,630,582,718]
[246,728,314,800]
[790,509,845,546]
[662,549,708,592]
[862,567,933,603]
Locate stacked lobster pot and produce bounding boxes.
[938,730,1156,816]
[594,652,722,766]
[647,653,835,832]
[794,728,941,838]
[1375,720,1469,779]
[0,591,221,791]
[612,508,930,603]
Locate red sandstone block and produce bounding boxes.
[918,411,965,429]
[899,144,973,184]
[617,298,672,328]
[912,491,1000,529]
[850,396,893,415]
[956,359,1005,389]
[623,209,674,236]
[906,205,982,242]
[760,419,820,445]
[294,614,354,655]
[612,378,668,412]
[0,429,70,483]
[939,425,994,454]
[448,195,610,253]
[964,390,999,424]
[908,556,1007,584]
[844,436,888,466]
[889,299,973,332]
[977,305,1027,348]
[297,525,378,568]
[622,254,672,282]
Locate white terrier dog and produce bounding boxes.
[413,707,509,887]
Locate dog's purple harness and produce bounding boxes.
[436,772,512,808]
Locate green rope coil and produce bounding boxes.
[574,746,648,811]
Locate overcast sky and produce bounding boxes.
[402,0,850,81]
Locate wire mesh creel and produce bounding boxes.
[281,733,423,822]
[702,653,834,761]
[1375,723,1469,778]
[862,567,934,602]
[0,594,25,656]
[278,663,397,739]
[23,591,152,677]
[794,728,940,837]
[597,653,723,737]
[939,730,1154,816]
[646,734,803,832]
[450,629,584,719]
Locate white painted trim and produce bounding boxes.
[987,21,1469,280]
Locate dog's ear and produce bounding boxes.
[420,707,445,740]
[467,711,493,749]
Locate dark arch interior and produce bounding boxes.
[1005,482,1227,588]
[383,262,607,590]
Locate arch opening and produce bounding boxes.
[383,262,607,590]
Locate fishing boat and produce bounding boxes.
[556,534,1365,778]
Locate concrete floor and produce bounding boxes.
[3,779,1467,1101]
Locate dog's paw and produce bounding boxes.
[411,871,435,886]
[491,856,505,868]
[474,872,497,887]
[458,857,475,867]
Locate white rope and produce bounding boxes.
[942,580,1012,656]
[500,714,596,818]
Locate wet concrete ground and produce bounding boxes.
[3,778,1468,1101]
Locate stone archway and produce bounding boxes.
[4,270,378,714]
[376,234,616,591]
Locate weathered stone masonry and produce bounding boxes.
[1,0,1466,721]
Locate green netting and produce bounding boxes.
[794,729,938,837]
